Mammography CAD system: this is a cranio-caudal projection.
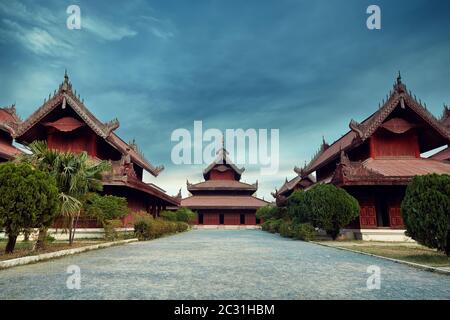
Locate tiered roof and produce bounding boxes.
[0,105,22,160]
[187,179,258,192]
[202,147,244,180]
[430,147,450,161]
[273,174,315,197]
[331,150,450,186]
[182,145,269,210]
[296,74,450,177]
[15,72,163,176]
[182,195,268,210]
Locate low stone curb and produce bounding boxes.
[0,238,138,270]
[311,241,450,276]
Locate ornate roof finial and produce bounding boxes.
[61,69,71,92]
[397,70,402,85]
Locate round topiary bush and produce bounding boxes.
[286,190,312,223]
[401,174,450,256]
[306,184,360,240]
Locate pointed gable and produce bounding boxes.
[300,73,450,176]
[0,105,22,161]
[202,146,245,181]
[0,104,21,136]
[15,72,163,176]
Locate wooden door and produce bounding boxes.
[389,207,404,229]
[360,206,377,228]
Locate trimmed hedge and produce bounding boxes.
[292,223,316,241]
[160,211,178,221]
[262,219,283,233]
[279,220,294,238]
[262,218,316,242]
[161,208,197,223]
[134,215,189,240]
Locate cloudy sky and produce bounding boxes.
[1,0,449,199]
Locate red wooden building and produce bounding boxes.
[13,72,179,226]
[181,146,269,226]
[0,105,22,162]
[275,75,450,241]
[272,174,315,207]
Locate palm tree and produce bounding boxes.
[21,141,111,247]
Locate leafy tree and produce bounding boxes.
[161,208,196,223]
[286,190,312,223]
[306,184,359,240]
[175,207,196,223]
[0,162,59,253]
[256,205,281,221]
[21,141,111,246]
[84,193,128,225]
[401,174,450,256]
[160,210,178,221]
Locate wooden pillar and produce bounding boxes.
[151,200,156,218]
[157,203,162,217]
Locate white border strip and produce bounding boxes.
[311,241,450,275]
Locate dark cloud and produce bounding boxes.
[1,0,449,198]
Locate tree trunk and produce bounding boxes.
[35,228,48,251]
[69,217,74,245]
[24,229,30,242]
[70,211,80,245]
[5,235,17,254]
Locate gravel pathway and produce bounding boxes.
[0,230,449,299]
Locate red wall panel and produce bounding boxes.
[203,213,219,225]
[224,213,240,225]
[370,130,420,158]
[210,169,235,180]
[245,214,256,225]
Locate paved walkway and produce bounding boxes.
[0,230,449,299]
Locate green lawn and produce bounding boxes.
[0,239,106,261]
[320,241,450,267]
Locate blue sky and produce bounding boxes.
[1,0,450,199]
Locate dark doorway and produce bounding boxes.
[375,197,390,227]
[240,214,245,225]
[198,213,204,225]
[219,214,224,225]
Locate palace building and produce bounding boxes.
[274,74,450,241]
[0,105,22,162]
[12,72,179,225]
[181,146,269,226]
